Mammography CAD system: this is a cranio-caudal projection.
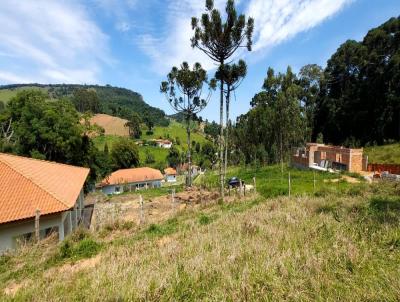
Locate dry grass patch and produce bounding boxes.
[90,113,129,136]
[2,188,399,301]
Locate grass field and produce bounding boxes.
[195,165,359,198]
[1,173,399,300]
[0,87,49,104]
[365,143,400,164]
[142,120,208,145]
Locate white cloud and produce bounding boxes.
[138,0,352,74]
[0,0,112,84]
[247,0,353,52]
[137,0,228,74]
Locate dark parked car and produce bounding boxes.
[227,177,243,188]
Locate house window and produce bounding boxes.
[115,186,120,193]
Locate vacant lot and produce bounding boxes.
[1,180,400,301]
[1,166,399,301]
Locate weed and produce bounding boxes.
[145,218,179,238]
[346,184,366,196]
[198,214,212,225]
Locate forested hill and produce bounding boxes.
[0,84,169,126]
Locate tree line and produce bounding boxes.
[230,16,400,166]
[0,90,167,188]
[0,89,218,187]
[0,84,170,127]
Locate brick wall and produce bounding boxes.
[349,153,364,172]
[292,155,309,167]
[367,164,400,175]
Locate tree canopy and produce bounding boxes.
[125,112,142,139]
[315,17,400,146]
[161,61,215,186]
[0,90,112,184]
[191,0,254,197]
[111,139,140,169]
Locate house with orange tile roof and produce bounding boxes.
[0,153,89,253]
[164,167,177,182]
[99,167,163,195]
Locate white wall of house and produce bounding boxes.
[0,189,85,254]
[166,175,176,182]
[101,180,162,195]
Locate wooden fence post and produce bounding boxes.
[313,171,316,194]
[253,177,256,193]
[35,209,40,242]
[139,195,144,224]
[239,179,243,198]
[288,172,291,198]
[171,189,176,211]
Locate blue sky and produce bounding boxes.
[0,0,399,122]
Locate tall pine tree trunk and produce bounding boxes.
[186,117,192,187]
[219,61,225,198]
[224,87,231,184]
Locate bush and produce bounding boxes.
[56,233,102,262]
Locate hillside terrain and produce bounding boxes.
[93,120,207,150]
[90,117,209,169]
[1,166,399,300]
[364,143,400,164]
[0,84,169,126]
[89,114,129,137]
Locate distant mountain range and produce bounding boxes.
[0,84,169,126]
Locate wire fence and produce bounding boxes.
[91,187,223,231]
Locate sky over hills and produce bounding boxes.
[0,0,399,121]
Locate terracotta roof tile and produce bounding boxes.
[101,167,163,186]
[164,168,177,175]
[0,153,89,224]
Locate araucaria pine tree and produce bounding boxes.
[215,60,247,183]
[160,62,216,187]
[191,0,254,198]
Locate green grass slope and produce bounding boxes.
[0,86,49,104]
[1,177,399,300]
[365,143,400,164]
[142,121,207,145]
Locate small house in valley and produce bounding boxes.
[164,167,177,182]
[155,139,172,149]
[100,167,163,194]
[0,153,89,253]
